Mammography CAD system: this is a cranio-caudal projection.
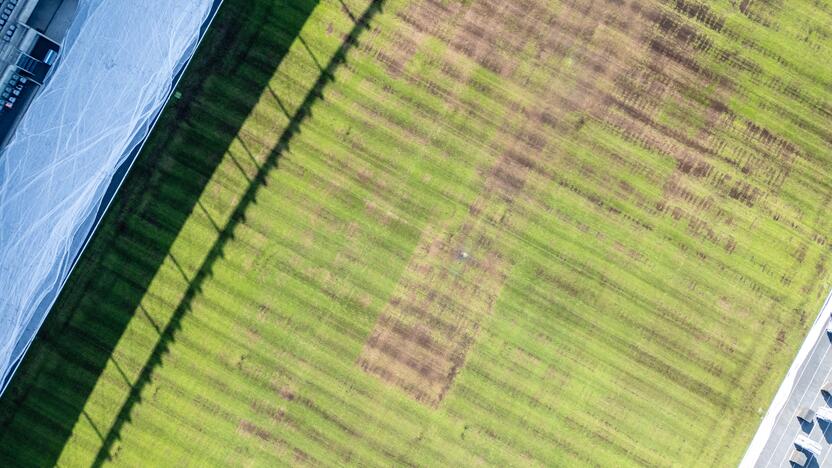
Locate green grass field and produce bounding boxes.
[2,0,832,465]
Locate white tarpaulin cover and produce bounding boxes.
[0,0,221,393]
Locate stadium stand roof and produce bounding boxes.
[0,0,223,395]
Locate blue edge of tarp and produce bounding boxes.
[0,0,225,394]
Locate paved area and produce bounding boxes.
[743,291,832,467]
[758,335,832,467]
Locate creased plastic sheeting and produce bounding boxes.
[0,0,218,393]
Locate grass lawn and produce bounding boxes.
[2,0,832,465]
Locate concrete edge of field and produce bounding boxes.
[740,289,832,467]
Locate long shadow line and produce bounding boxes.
[91,1,386,465]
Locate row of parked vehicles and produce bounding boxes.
[2,73,26,109]
[0,0,18,41]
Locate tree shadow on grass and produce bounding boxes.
[0,0,322,465]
